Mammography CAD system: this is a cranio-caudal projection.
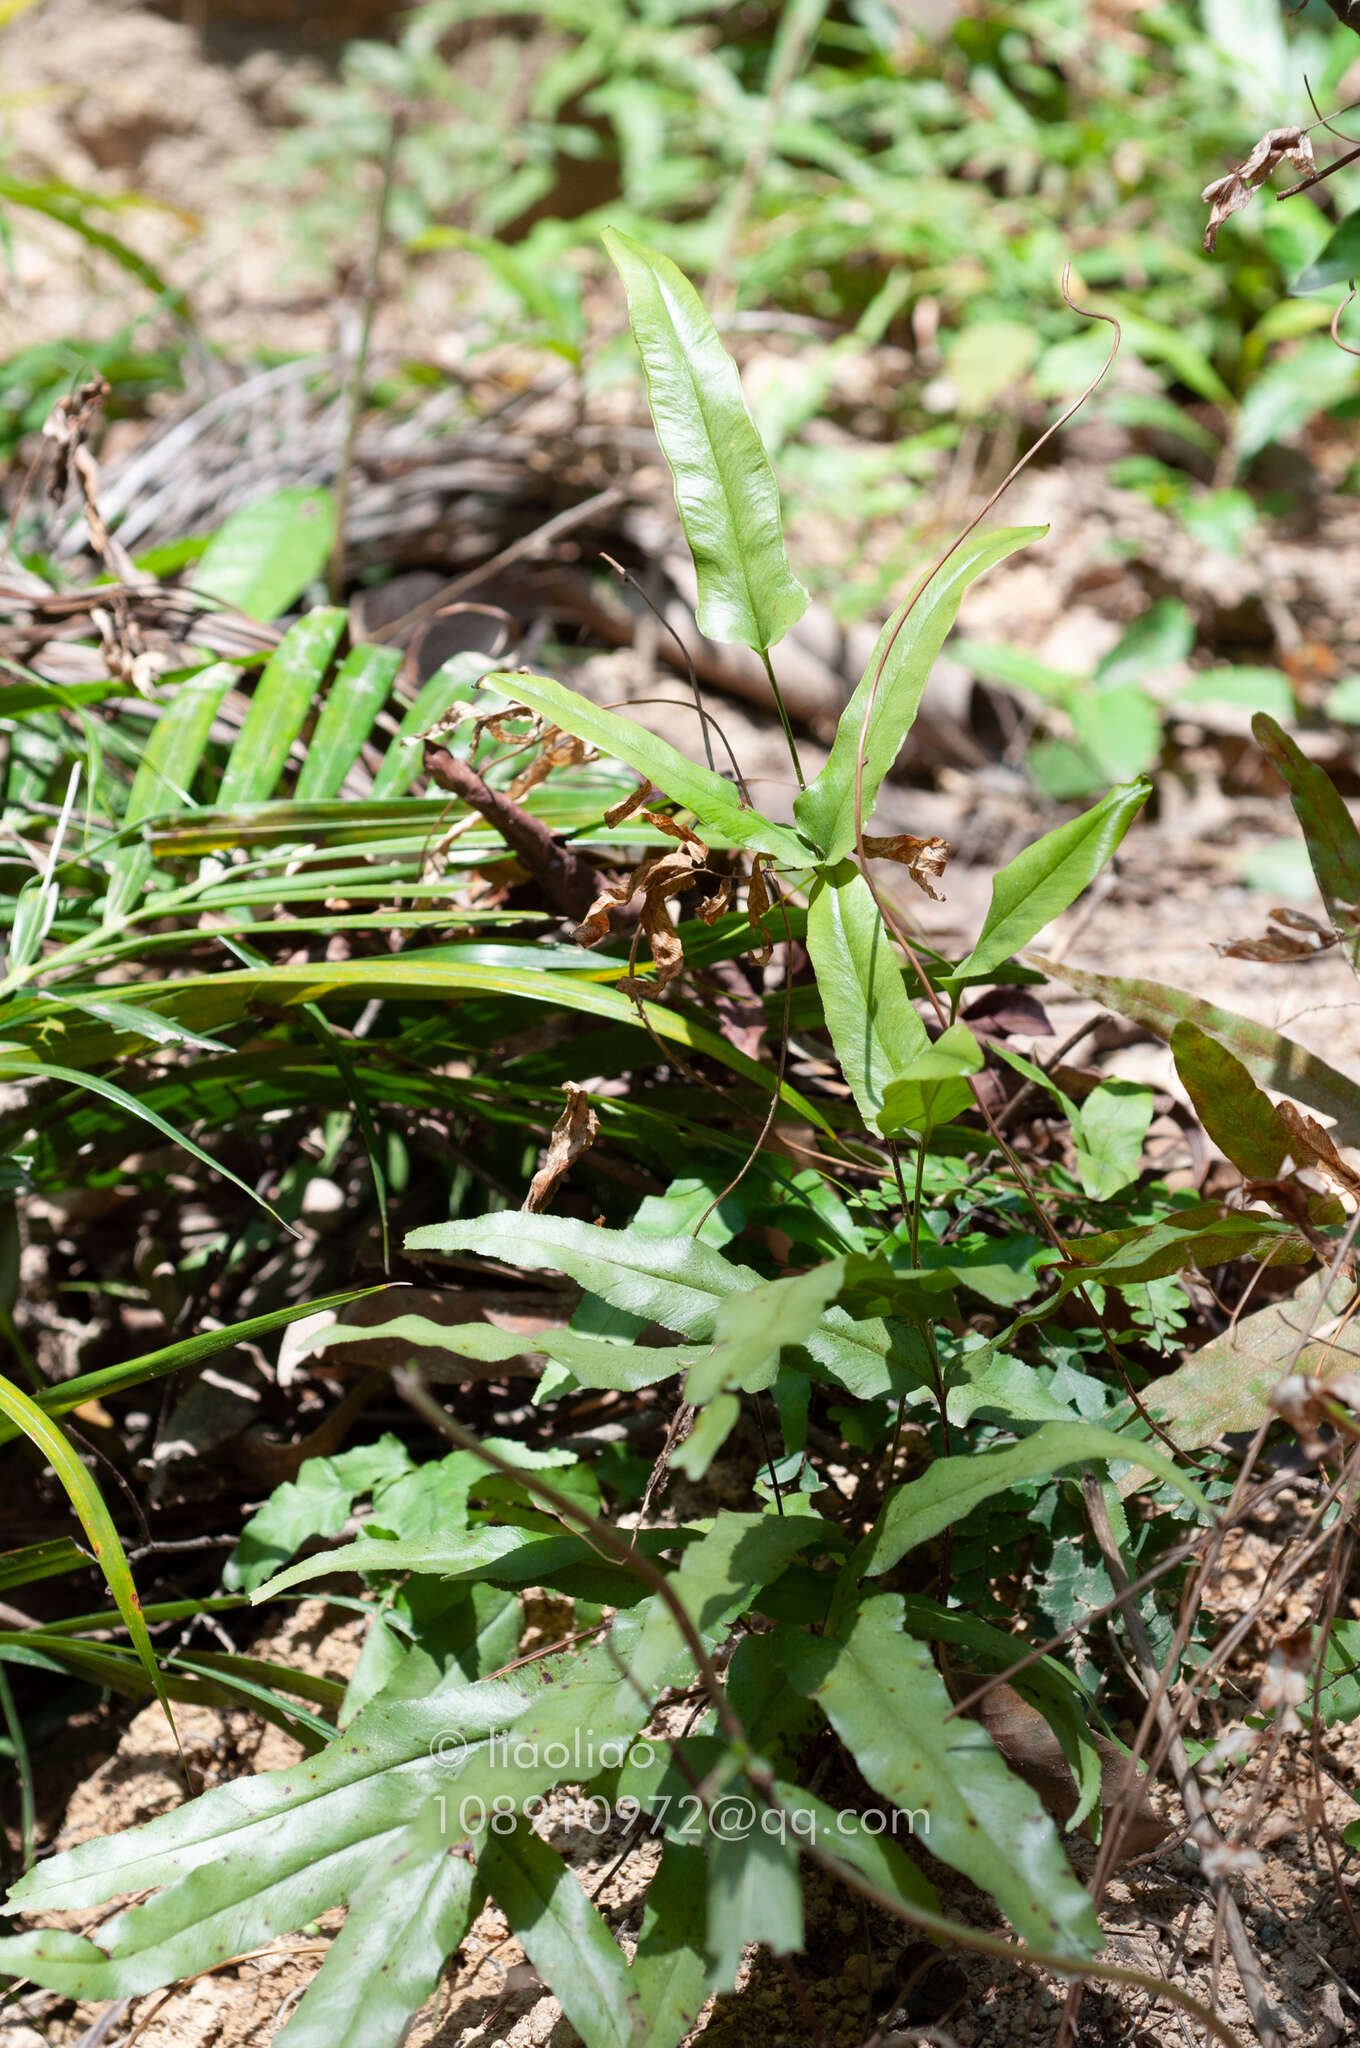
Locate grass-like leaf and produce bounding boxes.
[193,488,337,623]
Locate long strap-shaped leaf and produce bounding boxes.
[795,526,1043,859]
[777,1593,1102,1957]
[483,665,811,866]
[217,609,346,806]
[806,859,928,1128]
[1031,954,1360,1143]
[1252,711,1360,971]
[104,662,236,923]
[604,229,808,654]
[0,1377,180,1761]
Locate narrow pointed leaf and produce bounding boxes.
[370,651,498,798]
[806,859,929,1127]
[483,666,810,865]
[627,1842,709,2048]
[604,228,808,654]
[295,644,402,800]
[1032,956,1360,1143]
[483,1821,641,2048]
[193,487,337,622]
[795,527,1043,858]
[403,1215,906,1399]
[0,1378,177,1753]
[275,1811,480,2048]
[1252,712,1360,967]
[105,662,234,919]
[953,780,1150,982]
[217,609,346,805]
[857,1421,1207,1577]
[1171,1021,1291,1180]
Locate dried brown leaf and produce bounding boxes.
[1277,1101,1360,1200]
[862,833,950,900]
[1201,128,1315,251]
[522,1084,601,1214]
[573,883,629,948]
[507,725,588,802]
[695,877,734,926]
[604,780,656,828]
[1216,905,1337,962]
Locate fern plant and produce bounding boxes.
[0,234,1353,2048]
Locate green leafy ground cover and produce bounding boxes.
[3,3,1360,2042]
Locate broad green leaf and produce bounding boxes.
[254,1528,535,1601]
[0,1673,536,1994]
[225,1436,414,1592]
[314,1314,695,1397]
[194,488,336,622]
[482,666,810,865]
[217,609,346,806]
[805,859,928,1126]
[1069,1079,1154,1200]
[405,1214,910,1401]
[952,780,1150,983]
[1251,712,1360,968]
[795,527,1042,859]
[878,1022,983,1137]
[776,1595,1101,1956]
[603,229,808,654]
[408,1211,762,1338]
[1092,600,1194,689]
[1171,1021,1291,1180]
[685,1260,846,1402]
[104,661,235,920]
[628,1511,832,1697]
[1235,338,1358,462]
[483,1821,641,2048]
[274,1810,480,2048]
[1068,687,1162,785]
[705,1824,802,1991]
[1147,1268,1356,1450]
[944,318,1040,414]
[1293,207,1360,293]
[295,645,402,801]
[627,1842,709,2048]
[1031,955,1360,1144]
[857,1421,1207,1575]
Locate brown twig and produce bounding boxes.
[422,742,601,924]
